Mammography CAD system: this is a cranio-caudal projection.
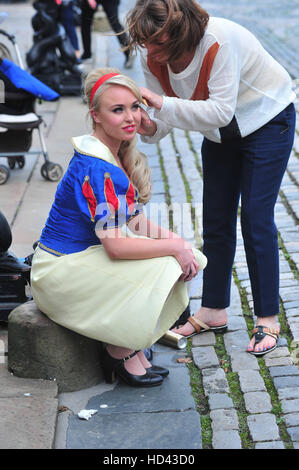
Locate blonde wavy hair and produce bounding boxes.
[83,68,151,204]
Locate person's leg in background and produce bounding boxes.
[80,0,96,60]
[242,103,296,354]
[60,1,81,61]
[101,0,134,68]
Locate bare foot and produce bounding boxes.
[172,307,227,337]
[247,316,280,354]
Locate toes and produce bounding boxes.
[247,338,255,351]
[172,323,194,337]
[247,336,276,353]
[254,338,275,353]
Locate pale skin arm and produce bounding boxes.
[127,213,178,240]
[96,215,199,282]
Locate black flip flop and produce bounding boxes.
[248,325,279,356]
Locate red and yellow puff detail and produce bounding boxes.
[82,175,97,222]
[126,181,136,214]
[104,172,120,214]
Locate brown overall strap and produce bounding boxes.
[147,41,220,101]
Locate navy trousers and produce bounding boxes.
[201,103,296,317]
[81,0,128,58]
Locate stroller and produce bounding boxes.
[0,12,63,185]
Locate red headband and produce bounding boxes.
[90,73,120,106]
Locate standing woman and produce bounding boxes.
[80,0,134,68]
[126,0,296,355]
[30,68,207,387]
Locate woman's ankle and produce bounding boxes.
[137,351,151,368]
[106,345,146,376]
[256,315,279,329]
[124,355,146,376]
[195,307,227,326]
[106,344,134,360]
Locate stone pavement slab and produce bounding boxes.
[67,409,202,450]
[247,414,280,442]
[0,395,58,449]
[60,352,200,449]
[0,358,58,449]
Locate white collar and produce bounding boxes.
[71,134,118,166]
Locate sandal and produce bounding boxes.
[184,316,227,338]
[248,325,279,356]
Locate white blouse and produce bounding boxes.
[141,17,295,144]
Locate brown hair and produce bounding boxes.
[126,0,209,62]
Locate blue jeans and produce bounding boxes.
[61,3,79,51]
[201,103,296,317]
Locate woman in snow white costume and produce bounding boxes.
[30,68,207,387]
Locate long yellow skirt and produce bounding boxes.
[31,243,207,350]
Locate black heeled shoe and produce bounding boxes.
[146,365,169,378]
[101,349,163,387]
[100,347,123,384]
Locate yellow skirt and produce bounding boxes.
[31,243,207,350]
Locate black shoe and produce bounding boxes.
[81,53,92,62]
[146,365,169,378]
[0,251,31,273]
[101,349,163,387]
[117,361,163,387]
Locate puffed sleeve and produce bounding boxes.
[74,161,143,230]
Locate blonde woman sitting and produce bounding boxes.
[31,68,207,387]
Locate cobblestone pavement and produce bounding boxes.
[118,0,299,449]
[200,0,299,78]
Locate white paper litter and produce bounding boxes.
[77,409,98,420]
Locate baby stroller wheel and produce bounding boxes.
[0,164,10,185]
[0,42,12,61]
[41,162,63,182]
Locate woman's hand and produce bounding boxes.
[87,0,97,9]
[138,87,163,137]
[173,239,200,282]
[138,107,157,137]
[140,87,163,110]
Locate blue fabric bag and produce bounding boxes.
[0,58,59,101]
